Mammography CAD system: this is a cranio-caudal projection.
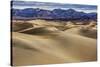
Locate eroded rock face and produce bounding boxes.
[12,22,33,32]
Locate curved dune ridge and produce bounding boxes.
[65,27,97,39]
[12,21,33,32]
[12,20,97,66]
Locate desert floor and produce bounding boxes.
[12,20,97,66]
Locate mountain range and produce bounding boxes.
[12,1,97,10]
[12,8,97,21]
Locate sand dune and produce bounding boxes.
[65,26,97,39]
[12,20,97,66]
[18,27,59,35]
[12,22,33,32]
[12,32,96,66]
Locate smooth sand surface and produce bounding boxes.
[12,20,97,66]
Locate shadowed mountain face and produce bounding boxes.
[12,8,97,21]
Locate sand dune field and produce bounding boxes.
[12,20,97,66]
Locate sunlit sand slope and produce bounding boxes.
[12,29,97,66]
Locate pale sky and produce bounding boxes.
[12,0,98,5]
[12,0,97,13]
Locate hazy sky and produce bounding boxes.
[12,0,97,13]
[11,0,98,5]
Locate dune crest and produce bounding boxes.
[12,20,97,66]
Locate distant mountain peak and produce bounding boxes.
[12,8,97,21]
[67,9,76,12]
